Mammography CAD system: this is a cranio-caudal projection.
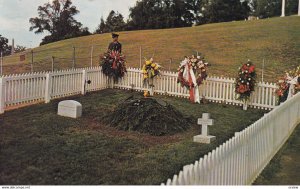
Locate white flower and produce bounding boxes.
[248,78,251,81]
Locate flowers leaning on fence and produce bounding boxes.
[142,58,161,97]
[235,60,256,102]
[100,51,127,80]
[177,55,209,103]
[276,66,300,104]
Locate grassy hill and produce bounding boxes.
[3,16,300,82]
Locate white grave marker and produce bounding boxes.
[193,113,215,144]
[58,100,82,118]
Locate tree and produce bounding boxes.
[0,35,11,56]
[15,45,27,53]
[95,11,126,33]
[128,0,196,30]
[29,0,90,45]
[251,0,298,18]
[197,0,251,24]
[251,0,281,18]
[105,11,126,32]
[95,17,107,34]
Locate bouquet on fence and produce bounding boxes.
[177,55,209,103]
[235,60,256,102]
[142,58,161,97]
[100,50,127,80]
[275,66,300,104]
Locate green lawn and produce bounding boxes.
[3,16,300,82]
[254,123,300,185]
[0,89,267,184]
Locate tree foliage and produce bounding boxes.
[127,0,197,30]
[0,35,11,56]
[197,0,251,24]
[251,0,298,18]
[29,0,90,45]
[95,11,126,33]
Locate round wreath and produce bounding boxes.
[177,55,208,89]
[100,51,127,80]
[235,60,256,101]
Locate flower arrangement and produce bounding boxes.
[275,66,300,103]
[177,55,209,103]
[142,58,161,84]
[235,60,256,101]
[275,77,289,103]
[177,55,209,89]
[142,58,161,97]
[100,50,127,80]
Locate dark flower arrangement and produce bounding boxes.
[100,51,127,80]
[235,60,256,101]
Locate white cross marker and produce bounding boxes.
[193,113,216,144]
[197,113,214,136]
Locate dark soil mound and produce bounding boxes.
[103,97,192,136]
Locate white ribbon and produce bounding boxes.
[286,75,298,99]
[181,58,200,103]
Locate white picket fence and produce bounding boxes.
[0,67,278,114]
[0,67,109,113]
[162,92,300,185]
[114,68,278,110]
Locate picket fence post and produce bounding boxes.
[0,77,5,114]
[45,73,51,103]
[82,69,87,95]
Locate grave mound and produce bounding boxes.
[103,96,192,136]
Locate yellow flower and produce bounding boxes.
[154,65,159,70]
[151,63,156,68]
[146,61,151,66]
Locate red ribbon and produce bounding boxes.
[111,51,120,70]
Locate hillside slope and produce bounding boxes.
[3,16,300,82]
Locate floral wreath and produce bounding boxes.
[276,66,300,104]
[142,58,161,97]
[177,55,209,103]
[235,60,256,101]
[177,55,208,89]
[100,50,127,80]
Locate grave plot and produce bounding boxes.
[0,89,267,185]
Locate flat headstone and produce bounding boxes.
[58,100,82,118]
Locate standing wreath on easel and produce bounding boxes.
[142,58,161,97]
[100,50,127,80]
[235,60,257,108]
[177,55,209,103]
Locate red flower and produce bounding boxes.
[249,65,255,73]
[237,84,249,93]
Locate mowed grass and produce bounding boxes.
[3,16,300,82]
[254,123,300,185]
[0,89,267,185]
